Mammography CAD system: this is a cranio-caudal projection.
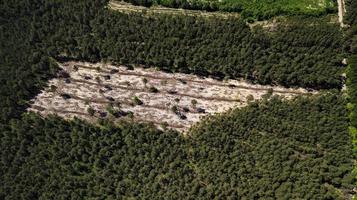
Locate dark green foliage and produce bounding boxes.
[148,86,159,93]
[347,56,357,153]
[171,105,178,112]
[0,0,345,98]
[89,13,345,89]
[0,94,354,199]
[0,0,354,199]
[0,115,191,199]
[0,0,107,123]
[189,94,354,199]
[87,107,95,116]
[345,0,357,26]
[345,1,357,192]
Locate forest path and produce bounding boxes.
[337,0,346,27]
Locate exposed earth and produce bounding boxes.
[28,61,314,132]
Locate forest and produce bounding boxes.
[0,0,346,90]
[0,0,355,199]
[121,0,336,20]
[89,13,345,89]
[1,94,354,199]
[345,0,357,192]
[345,0,357,26]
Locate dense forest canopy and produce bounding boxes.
[0,0,346,92]
[89,13,345,89]
[0,0,355,199]
[1,94,354,199]
[345,0,357,192]
[345,0,357,26]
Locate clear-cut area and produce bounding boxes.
[28,61,314,132]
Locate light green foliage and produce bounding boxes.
[133,96,143,105]
[123,0,336,19]
[106,104,115,115]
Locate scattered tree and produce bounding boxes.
[87,107,95,116]
[133,96,143,105]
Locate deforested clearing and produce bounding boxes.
[28,61,314,132]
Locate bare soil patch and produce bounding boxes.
[337,0,347,27]
[28,61,314,132]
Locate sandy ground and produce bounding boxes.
[337,0,346,27]
[28,61,314,133]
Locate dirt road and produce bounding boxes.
[337,0,346,27]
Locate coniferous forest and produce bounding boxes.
[0,0,356,199]
[346,0,357,185]
[1,94,354,199]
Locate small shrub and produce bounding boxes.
[99,111,107,118]
[87,107,95,116]
[49,85,57,92]
[60,93,71,100]
[262,88,274,99]
[178,79,187,84]
[106,96,115,102]
[182,107,190,112]
[106,104,115,115]
[191,99,197,107]
[168,90,177,94]
[58,70,70,78]
[104,85,112,90]
[110,69,119,74]
[142,78,148,86]
[246,95,254,102]
[133,96,143,105]
[171,105,178,113]
[148,86,159,93]
[125,65,134,70]
[160,122,169,130]
[127,111,134,119]
[196,108,205,113]
[160,80,167,85]
[177,112,187,120]
[95,77,101,83]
